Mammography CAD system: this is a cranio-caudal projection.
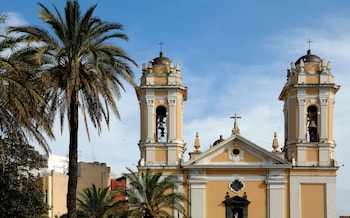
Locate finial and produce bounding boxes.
[272,132,279,152]
[225,192,230,200]
[327,61,332,70]
[230,113,241,135]
[194,132,201,152]
[290,62,296,71]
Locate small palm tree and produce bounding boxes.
[124,168,187,218]
[77,184,125,218]
[8,1,137,217]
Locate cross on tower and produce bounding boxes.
[306,39,313,50]
[158,41,164,52]
[230,113,242,135]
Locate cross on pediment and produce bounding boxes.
[230,113,241,135]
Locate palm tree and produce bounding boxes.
[124,168,187,218]
[0,13,54,174]
[77,184,125,218]
[8,1,137,217]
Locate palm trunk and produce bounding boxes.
[67,93,79,218]
[0,139,5,174]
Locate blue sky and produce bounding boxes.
[2,0,350,215]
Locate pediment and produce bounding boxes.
[183,134,291,169]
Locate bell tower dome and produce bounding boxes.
[279,49,340,167]
[135,52,187,169]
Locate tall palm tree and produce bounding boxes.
[124,168,187,218]
[0,13,54,174]
[8,1,137,217]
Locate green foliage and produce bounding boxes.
[0,138,48,217]
[0,12,51,217]
[7,1,137,217]
[0,14,54,155]
[124,168,187,218]
[74,184,127,218]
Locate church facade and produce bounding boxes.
[134,49,339,218]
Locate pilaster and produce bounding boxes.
[188,170,207,218]
[265,170,287,218]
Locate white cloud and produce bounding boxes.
[3,12,27,26]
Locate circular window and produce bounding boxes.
[232,148,240,155]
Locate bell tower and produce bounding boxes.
[135,52,187,168]
[279,49,340,167]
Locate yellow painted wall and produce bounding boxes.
[155,147,167,162]
[304,64,321,73]
[306,146,319,161]
[206,180,267,218]
[328,99,334,140]
[140,100,147,140]
[291,76,298,84]
[153,65,170,74]
[244,151,263,162]
[176,97,183,139]
[301,184,325,218]
[306,90,319,96]
[51,172,68,217]
[306,75,320,83]
[77,162,111,195]
[289,99,298,141]
[290,89,297,96]
[206,169,267,176]
[210,152,228,162]
[210,150,262,162]
[154,76,168,85]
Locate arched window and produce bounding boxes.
[156,106,167,142]
[307,106,318,142]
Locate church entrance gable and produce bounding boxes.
[184,134,291,169]
[223,192,250,218]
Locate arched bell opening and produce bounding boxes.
[307,105,318,142]
[156,106,167,142]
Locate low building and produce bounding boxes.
[77,161,111,193]
[41,156,111,218]
[111,176,127,202]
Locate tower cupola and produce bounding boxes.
[279,49,340,167]
[136,52,187,168]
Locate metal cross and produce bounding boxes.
[306,39,313,50]
[158,41,164,52]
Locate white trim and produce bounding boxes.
[188,174,207,218]
[266,170,287,218]
[206,174,265,181]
